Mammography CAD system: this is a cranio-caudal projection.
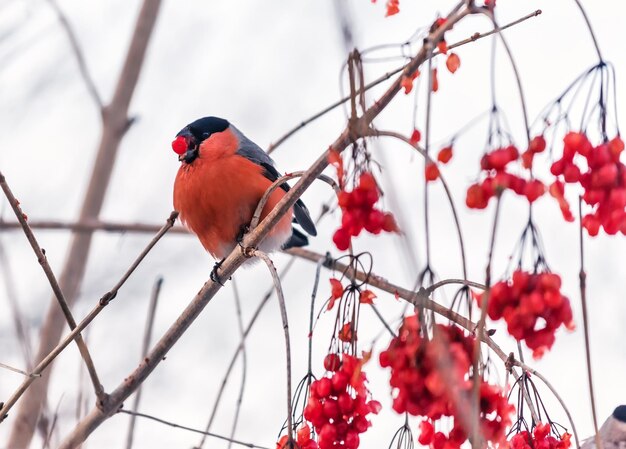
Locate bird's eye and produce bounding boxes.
[202,132,210,139]
[171,136,187,155]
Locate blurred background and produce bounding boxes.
[1,0,625,447]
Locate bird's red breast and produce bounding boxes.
[173,127,293,259]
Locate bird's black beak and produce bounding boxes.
[179,148,198,163]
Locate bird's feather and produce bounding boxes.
[231,126,317,236]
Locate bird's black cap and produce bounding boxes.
[185,116,229,141]
[613,405,626,423]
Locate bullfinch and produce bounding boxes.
[172,116,316,272]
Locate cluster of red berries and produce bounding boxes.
[478,270,575,359]
[379,316,514,448]
[509,423,572,449]
[332,172,399,251]
[466,145,546,209]
[550,132,626,235]
[303,354,381,449]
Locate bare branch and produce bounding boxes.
[0,212,177,426]
[226,278,247,449]
[0,362,40,378]
[253,250,294,444]
[44,0,103,109]
[0,171,105,399]
[0,239,34,369]
[0,218,189,234]
[578,196,602,449]
[267,9,541,154]
[118,410,271,449]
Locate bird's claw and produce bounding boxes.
[211,259,226,286]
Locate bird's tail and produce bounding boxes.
[282,227,309,250]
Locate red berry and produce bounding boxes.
[333,227,351,251]
[529,135,546,153]
[425,162,440,181]
[316,377,332,398]
[437,146,453,164]
[324,354,341,372]
[410,129,421,145]
[364,209,385,234]
[331,371,349,394]
[171,136,187,155]
[524,179,545,203]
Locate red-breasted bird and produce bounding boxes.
[172,116,316,278]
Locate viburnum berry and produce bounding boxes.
[401,71,419,94]
[478,270,575,358]
[303,354,380,449]
[437,146,453,164]
[431,68,439,92]
[385,0,399,16]
[171,136,187,155]
[324,353,341,372]
[425,162,440,182]
[446,53,460,74]
[410,128,422,145]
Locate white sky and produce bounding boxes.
[1,0,625,448]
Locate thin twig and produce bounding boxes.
[481,9,531,144]
[472,195,503,445]
[249,172,337,232]
[511,360,580,448]
[578,196,602,449]
[571,0,603,62]
[227,277,248,449]
[117,410,271,449]
[426,279,486,294]
[0,362,40,378]
[0,212,177,423]
[124,276,163,449]
[44,0,103,109]
[0,218,189,234]
[0,171,105,399]
[195,258,299,448]
[253,250,294,445]
[372,130,468,281]
[0,239,34,369]
[266,9,542,155]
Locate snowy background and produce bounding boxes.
[0,0,625,448]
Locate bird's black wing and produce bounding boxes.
[258,162,317,237]
[233,127,317,236]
